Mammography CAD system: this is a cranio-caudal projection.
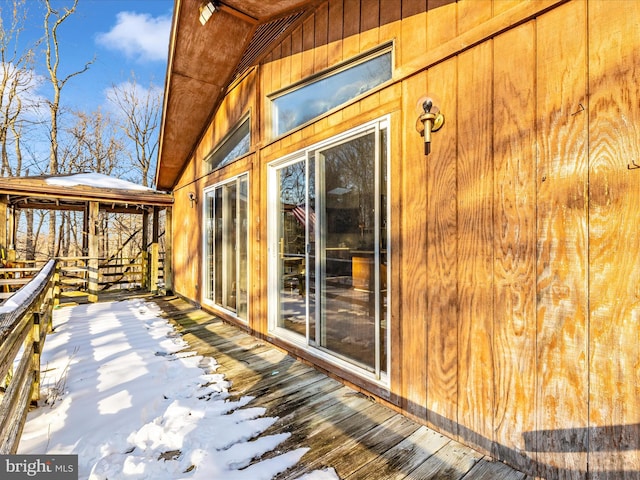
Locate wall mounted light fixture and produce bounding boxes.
[188,192,197,207]
[199,1,217,25]
[416,97,445,155]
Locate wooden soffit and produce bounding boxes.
[156,0,318,191]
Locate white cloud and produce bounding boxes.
[96,11,171,62]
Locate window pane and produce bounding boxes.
[204,174,249,322]
[273,51,391,136]
[276,160,307,336]
[208,118,250,172]
[237,177,248,319]
[317,132,378,370]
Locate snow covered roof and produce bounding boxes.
[0,173,173,213]
[45,172,154,191]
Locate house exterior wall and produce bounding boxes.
[168,0,640,477]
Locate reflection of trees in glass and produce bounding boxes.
[322,133,375,248]
[274,52,391,135]
[279,161,306,205]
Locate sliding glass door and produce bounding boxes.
[204,174,248,321]
[268,119,389,380]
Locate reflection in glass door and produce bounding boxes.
[268,118,389,379]
[273,159,309,336]
[204,174,248,320]
[314,131,384,371]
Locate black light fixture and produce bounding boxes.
[416,97,445,155]
[199,1,217,25]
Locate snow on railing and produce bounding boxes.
[0,259,57,454]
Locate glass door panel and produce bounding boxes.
[268,119,389,379]
[204,174,249,321]
[275,160,307,336]
[237,177,248,318]
[316,132,378,370]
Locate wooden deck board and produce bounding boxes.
[149,295,528,480]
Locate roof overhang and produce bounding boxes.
[0,175,173,214]
[155,0,318,191]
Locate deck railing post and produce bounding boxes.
[150,243,159,294]
[87,201,99,302]
[30,312,41,403]
[53,262,61,311]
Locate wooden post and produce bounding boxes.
[0,196,7,256]
[150,206,160,294]
[141,209,149,290]
[164,207,173,293]
[30,312,41,403]
[7,206,15,262]
[87,201,99,302]
[53,262,61,311]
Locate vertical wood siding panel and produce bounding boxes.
[280,37,292,88]
[425,57,458,437]
[588,1,640,476]
[379,0,401,75]
[535,2,588,478]
[342,0,361,58]
[359,0,380,51]
[402,0,426,17]
[314,2,329,72]
[290,26,303,84]
[389,111,404,403]
[302,15,316,78]
[327,0,344,65]
[400,1,427,67]
[426,0,457,49]
[457,41,494,455]
[261,53,274,140]
[492,0,522,16]
[400,71,429,419]
[271,43,283,92]
[492,21,537,474]
[458,0,492,34]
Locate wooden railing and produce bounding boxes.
[0,252,165,304]
[0,260,57,454]
[0,250,165,452]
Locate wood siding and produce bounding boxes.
[170,0,640,477]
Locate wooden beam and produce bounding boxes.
[218,2,259,25]
[87,201,99,303]
[142,210,149,290]
[0,196,7,255]
[164,207,173,293]
[150,206,160,294]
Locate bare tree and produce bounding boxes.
[42,0,93,256]
[0,0,39,177]
[107,77,162,187]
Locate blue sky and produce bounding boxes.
[16,0,173,112]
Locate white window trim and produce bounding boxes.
[266,116,391,386]
[201,173,250,323]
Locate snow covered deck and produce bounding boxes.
[149,295,532,480]
[18,293,531,479]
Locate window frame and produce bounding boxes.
[266,116,391,385]
[205,113,251,173]
[269,42,394,138]
[202,172,250,323]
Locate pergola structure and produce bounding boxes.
[0,174,173,301]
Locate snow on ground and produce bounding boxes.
[18,299,338,480]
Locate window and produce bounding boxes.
[206,117,250,172]
[204,174,249,321]
[271,45,392,136]
[268,118,390,382]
